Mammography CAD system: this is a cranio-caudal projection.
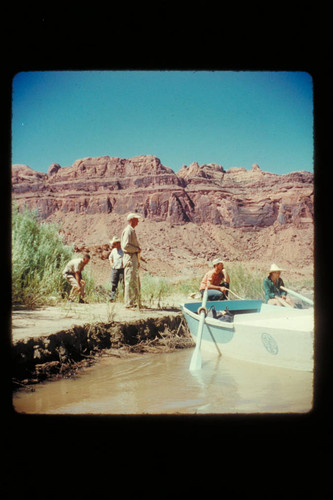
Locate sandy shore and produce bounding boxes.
[11,299,189,342]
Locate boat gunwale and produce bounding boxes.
[181,300,314,333]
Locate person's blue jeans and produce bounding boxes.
[201,283,229,301]
[110,268,124,300]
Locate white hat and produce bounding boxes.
[127,212,142,221]
[269,263,285,273]
[212,258,224,267]
[110,236,120,245]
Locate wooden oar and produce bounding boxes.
[280,286,314,306]
[189,287,208,371]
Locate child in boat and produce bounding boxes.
[263,263,295,307]
[199,258,230,300]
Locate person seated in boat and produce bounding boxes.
[199,258,230,301]
[264,264,295,307]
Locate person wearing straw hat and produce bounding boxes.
[121,213,142,309]
[199,258,230,301]
[264,263,295,307]
[108,236,124,301]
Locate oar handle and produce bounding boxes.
[280,286,314,306]
[202,286,208,307]
[196,286,209,314]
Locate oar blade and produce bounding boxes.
[189,287,208,372]
[189,346,202,371]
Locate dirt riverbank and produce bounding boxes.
[12,301,194,389]
[12,299,191,341]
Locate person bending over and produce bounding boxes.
[62,254,90,303]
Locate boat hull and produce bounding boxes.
[181,300,314,371]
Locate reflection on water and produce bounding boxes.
[13,349,313,414]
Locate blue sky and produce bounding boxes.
[12,70,313,174]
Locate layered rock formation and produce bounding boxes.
[12,155,314,280]
[12,155,313,228]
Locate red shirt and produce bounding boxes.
[199,269,224,291]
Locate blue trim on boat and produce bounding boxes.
[183,299,262,315]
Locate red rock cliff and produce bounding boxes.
[12,155,313,228]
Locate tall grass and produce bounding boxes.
[227,263,266,300]
[12,206,76,307]
[139,267,266,303]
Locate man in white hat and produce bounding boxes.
[109,237,124,301]
[199,258,230,301]
[121,213,142,308]
[264,263,294,306]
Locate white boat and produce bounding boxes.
[181,299,314,371]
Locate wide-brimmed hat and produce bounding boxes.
[127,212,142,221]
[269,263,285,273]
[212,258,224,267]
[110,236,121,246]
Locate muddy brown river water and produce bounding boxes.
[13,348,313,414]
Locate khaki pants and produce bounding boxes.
[123,253,141,307]
[63,273,85,298]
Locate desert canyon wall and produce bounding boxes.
[12,155,314,279]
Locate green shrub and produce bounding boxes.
[12,205,75,307]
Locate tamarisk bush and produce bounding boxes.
[12,205,74,307]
